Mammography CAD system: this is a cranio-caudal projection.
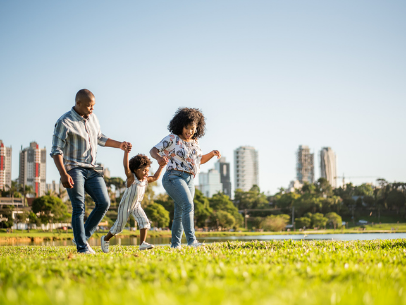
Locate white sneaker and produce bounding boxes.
[101,236,109,253]
[78,250,94,255]
[73,239,96,254]
[139,241,154,251]
[170,245,182,250]
[188,240,205,248]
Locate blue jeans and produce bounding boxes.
[66,167,110,253]
[162,170,197,247]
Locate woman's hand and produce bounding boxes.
[212,150,221,159]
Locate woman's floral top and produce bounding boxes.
[154,134,202,175]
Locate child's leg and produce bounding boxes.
[131,203,151,245]
[104,231,115,242]
[140,228,147,245]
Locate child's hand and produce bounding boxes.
[212,150,221,159]
[158,156,168,167]
[120,141,132,152]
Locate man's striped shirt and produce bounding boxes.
[50,107,108,172]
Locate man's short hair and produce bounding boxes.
[75,89,94,102]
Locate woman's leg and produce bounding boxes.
[163,171,196,247]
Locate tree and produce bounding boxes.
[311,213,328,229]
[210,192,243,227]
[28,211,41,229]
[14,210,30,230]
[295,217,311,229]
[325,212,342,229]
[144,203,170,228]
[261,215,288,232]
[234,185,269,210]
[194,189,213,228]
[32,195,70,230]
[386,190,405,214]
[0,206,14,228]
[155,193,174,227]
[213,211,235,229]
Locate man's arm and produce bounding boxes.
[105,139,131,151]
[147,157,168,183]
[201,150,221,165]
[53,155,74,188]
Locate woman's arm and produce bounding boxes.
[147,157,168,183]
[200,150,221,165]
[150,147,165,162]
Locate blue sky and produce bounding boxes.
[1,1,405,195]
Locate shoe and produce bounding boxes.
[139,241,154,251]
[101,236,109,253]
[73,239,96,254]
[170,245,182,250]
[78,250,94,255]
[188,240,205,248]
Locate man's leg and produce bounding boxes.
[84,170,110,240]
[66,168,88,253]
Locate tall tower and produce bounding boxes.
[297,145,314,183]
[0,140,12,191]
[234,146,259,192]
[320,147,337,188]
[19,142,47,197]
[199,169,223,198]
[214,157,232,197]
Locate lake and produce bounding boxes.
[2,232,406,247]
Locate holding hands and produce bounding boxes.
[158,156,169,167]
[120,141,132,152]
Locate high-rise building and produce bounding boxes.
[0,140,12,190]
[297,145,314,183]
[234,146,259,192]
[214,157,232,197]
[19,142,46,197]
[199,169,223,198]
[320,147,337,188]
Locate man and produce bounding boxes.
[51,89,131,254]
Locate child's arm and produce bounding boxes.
[201,150,221,165]
[147,156,168,183]
[123,143,134,188]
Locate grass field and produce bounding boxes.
[1,240,406,304]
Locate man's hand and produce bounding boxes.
[212,150,221,159]
[61,173,74,189]
[158,156,169,167]
[120,141,132,152]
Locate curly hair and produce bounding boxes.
[129,154,152,173]
[168,107,206,139]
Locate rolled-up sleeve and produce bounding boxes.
[154,134,175,157]
[50,121,68,157]
[97,132,108,147]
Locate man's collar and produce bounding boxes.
[71,107,88,121]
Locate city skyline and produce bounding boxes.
[1,1,404,194]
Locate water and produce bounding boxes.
[2,233,406,247]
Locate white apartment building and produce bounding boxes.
[297,145,314,183]
[199,169,223,198]
[0,140,12,190]
[214,157,232,197]
[320,147,337,188]
[19,142,47,197]
[234,146,259,192]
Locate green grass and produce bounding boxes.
[1,240,406,304]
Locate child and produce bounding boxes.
[101,145,168,252]
[150,107,221,249]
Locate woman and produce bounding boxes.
[150,107,221,248]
